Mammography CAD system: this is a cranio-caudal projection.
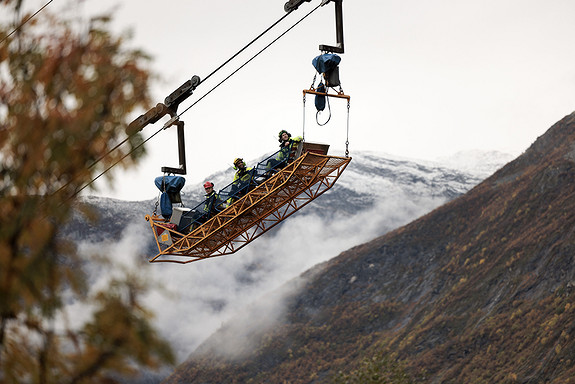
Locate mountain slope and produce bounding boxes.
[63,149,510,380]
[163,112,575,383]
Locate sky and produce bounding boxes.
[20,0,575,201]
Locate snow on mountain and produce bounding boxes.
[69,149,511,362]
[435,149,516,178]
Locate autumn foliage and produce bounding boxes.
[0,1,174,382]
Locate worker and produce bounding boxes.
[278,130,302,162]
[186,181,221,230]
[230,158,254,201]
[267,130,303,171]
[202,181,221,218]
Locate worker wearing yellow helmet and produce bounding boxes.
[229,158,254,202]
[232,158,253,182]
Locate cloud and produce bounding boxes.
[63,182,449,363]
[148,189,446,361]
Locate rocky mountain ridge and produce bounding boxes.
[162,112,575,383]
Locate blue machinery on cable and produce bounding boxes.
[127,0,352,263]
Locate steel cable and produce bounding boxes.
[66,3,323,201]
[0,0,55,45]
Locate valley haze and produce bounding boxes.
[67,149,513,364]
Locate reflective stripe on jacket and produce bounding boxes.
[277,136,302,162]
[233,167,253,184]
[204,191,220,213]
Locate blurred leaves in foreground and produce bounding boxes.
[0,0,174,382]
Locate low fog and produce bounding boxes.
[75,191,445,361]
[68,150,512,363]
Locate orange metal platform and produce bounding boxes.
[146,152,351,263]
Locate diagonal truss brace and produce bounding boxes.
[146,152,351,263]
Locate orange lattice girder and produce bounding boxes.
[147,152,351,264]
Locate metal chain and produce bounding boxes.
[345,98,350,157]
[309,73,317,90]
[153,198,159,216]
[302,93,306,141]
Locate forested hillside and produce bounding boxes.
[164,112,575,383]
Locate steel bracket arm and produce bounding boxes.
[158,75,201,175]
[161,120,187,175]
[318,0,344,54]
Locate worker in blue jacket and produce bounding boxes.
[203,181,221,218]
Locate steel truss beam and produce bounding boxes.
[147,152,351,263]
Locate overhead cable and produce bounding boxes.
[67,3,322,201]
[174,3,322,122]
[0,0,55,45]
